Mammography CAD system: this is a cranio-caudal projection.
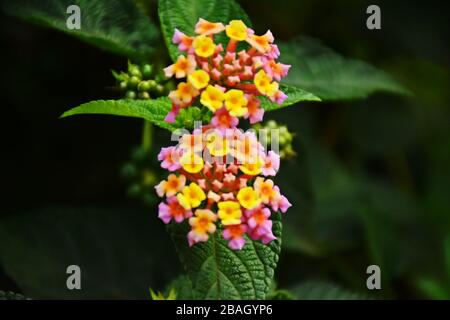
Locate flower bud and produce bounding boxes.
[140,64,153,79]
[138,80,152,92]
[125,90,137,99]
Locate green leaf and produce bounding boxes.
[167,214,282,299]
[3,0,159,61]
[0,205,180,299]
[279,37,410,101]
[158,0,251,61]
[260,84,321,112]
[291,281,372,300]
[60,98,204,131]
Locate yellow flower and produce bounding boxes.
[254,177,280,204]
[239,157,263,175]
[180,151,204,173]
[237,187,261,209]
[217,201,242,225]
[226,20,248,41]
[188,69,210,89]
[193,35,216,58]
[254,70,279,98]
[163,55,196,78]
[200,85,225,112]
[224,89,248,117]
[177,183,206,210]
[189,209,217,234]
[205,131,229,157]
[155,174,186,197]
[168,82,199,105]
[195,18,225,35]
[246,30,274,53]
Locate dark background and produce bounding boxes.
[0,0,449,299]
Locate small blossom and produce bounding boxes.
[201,85,225,112]
[218,201,242,225]
[158,146,181,171]
[224,89,248,117]
[195,18,225,35]
[246,30,274,53]
[262,151,280,176]
[177,182,206,210]
[193,35,216,58]
[254,70,279,98]
[223,224,247,250]
[169,82,199,105]
[158,196,192,224]
[254,177,280,204]
[164,55,196,78]
[237,187,261,209]
[180,151,204,173]
[188,69,210,89]
[172,29,194,52]
[188,209,217,246]
[225,20,248,41]
[211,107,239,133]
[155,174,186,197]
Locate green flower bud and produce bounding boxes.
[148,80,157,88]
[138,80,151,92]
[119,81,128,90]
[125,90,137,99]
[129,76,140,88]
[128,64,142,78]
[138,92,151,99]
[155,84,165,95]
[140,64,153,79]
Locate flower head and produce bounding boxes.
[164,19,290,124]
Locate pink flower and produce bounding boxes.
[172,29,194,52]
[157,146,181,171]
[262,151,280,176]
[158,196,192,224]
[244,205,277,244]
[223,224,248,250]
[164,104,180,123]
[245,97,264,124]
[211,107,239,133]
[272,90,288,104]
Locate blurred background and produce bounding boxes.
[0,0,449,299]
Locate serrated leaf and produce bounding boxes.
[3,0,159,61]
[260,84,321,112]
[167,214,282,299]
[60,98,204,131]
[158,0,251,62]
[279,37,410,101]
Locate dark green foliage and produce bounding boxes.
[2,0,159,60]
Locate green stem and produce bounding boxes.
[142,120,153,153]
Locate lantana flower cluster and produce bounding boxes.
[163,18,291,125]
[155,128,291,250]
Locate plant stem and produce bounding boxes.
[142,120,153,153]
